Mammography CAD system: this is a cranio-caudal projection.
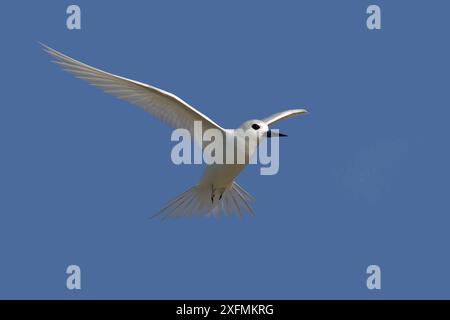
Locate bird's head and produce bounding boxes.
[239,119,287,140]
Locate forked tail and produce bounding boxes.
[152,182,255,219]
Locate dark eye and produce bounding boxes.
[251,124,260,130]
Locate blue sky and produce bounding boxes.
[0,0,449,298]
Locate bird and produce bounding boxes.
[41,43,308,219]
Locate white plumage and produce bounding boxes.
[42,43,308,219]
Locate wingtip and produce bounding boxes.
[37,41,50,50]
[38,42,56,56]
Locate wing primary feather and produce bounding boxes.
[41,43,225,145]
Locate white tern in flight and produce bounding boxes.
[42,44,308,219]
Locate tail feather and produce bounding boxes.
[233,182,255,202]
[232,188,255,216]
[153,182,254,219]
[229,192,243,218]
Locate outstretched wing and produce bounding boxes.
[263,109,308,126]
[41,43,225,144]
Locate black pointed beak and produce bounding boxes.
[266,130,287,138]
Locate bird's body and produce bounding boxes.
[42,44,307,218]
[201,163,246,194]
[199,128,256,191]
